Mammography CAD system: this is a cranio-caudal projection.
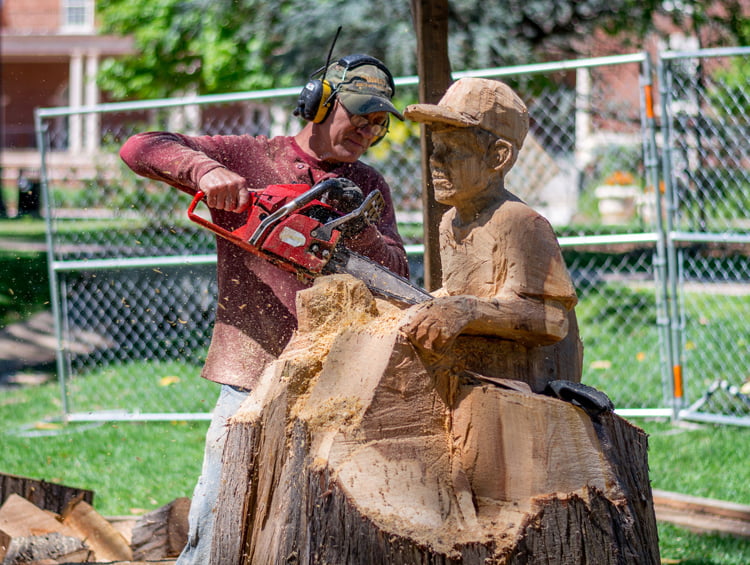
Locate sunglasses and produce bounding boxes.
[341,105,389,137]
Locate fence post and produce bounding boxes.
[34,109,70,421]
[657,53,686,419]
[642,53,677,419]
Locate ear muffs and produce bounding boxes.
[294,78,335,123]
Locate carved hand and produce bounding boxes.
[400,296,476,353]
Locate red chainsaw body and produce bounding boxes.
[188,179,432,305]
[188,183,342,279]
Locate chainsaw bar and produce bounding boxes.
[326,249,433,305]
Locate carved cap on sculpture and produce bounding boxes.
[404,78,529,150]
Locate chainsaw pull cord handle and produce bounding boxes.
[248,178,349,246]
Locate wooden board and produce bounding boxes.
[61,498,133,562]
[0,493,91,563]
[653,489,750,538]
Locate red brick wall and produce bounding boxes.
[2,0,61,32]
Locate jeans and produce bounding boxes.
[176,384,250,565]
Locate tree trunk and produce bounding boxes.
[211,275,660,564]
[411,0,452,290]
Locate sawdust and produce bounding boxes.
[304,395,364,432]
[284,275,411,403]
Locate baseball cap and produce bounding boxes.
[404,78,529,149]
[326,57,404,120]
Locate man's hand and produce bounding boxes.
[198,167,252,212]
[400,296,476,353]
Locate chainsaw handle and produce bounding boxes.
[187,190,246,245]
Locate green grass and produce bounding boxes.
[645,419,750,564]
[645,419,750,504]
[574,282,750,413]
[0,247,51,327]
[0,373,210,517]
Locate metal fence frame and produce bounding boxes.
[657,45,750,426]
[33,48,749,425]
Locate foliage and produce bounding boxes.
[96,0,750,101]
[96,0,659,100]
[0,246,50,327]
[97,0,296,99]
[653,0,750,48]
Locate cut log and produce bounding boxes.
[60,498,133,562]
[211,275,660,564]
[0,473,94,515]
[130,498,190,560]
[0,494,91,564]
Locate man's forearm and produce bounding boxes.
[120,132,224,193]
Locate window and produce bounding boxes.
[62,0,95,33]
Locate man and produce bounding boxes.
[401,77,582,390]
[120,54,408,564]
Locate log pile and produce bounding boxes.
[0,493,130,564]
[211,275,662,564]
[0,474,188,565]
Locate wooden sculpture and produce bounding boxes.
[210,78,660,564]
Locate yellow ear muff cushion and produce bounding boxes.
[312,80,335,123]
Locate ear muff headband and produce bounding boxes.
[336,54,396,96]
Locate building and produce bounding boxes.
[1,0,134,187]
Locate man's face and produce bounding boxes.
[429,126,495,206]
[320,101,388,163]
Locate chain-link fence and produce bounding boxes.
[33,48,748,424]
[658,47,750,425]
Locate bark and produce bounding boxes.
[131,498,190,560]
[0,473,94,516]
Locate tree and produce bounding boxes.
[97,0,295,99]
[96,0,416,99]
[97,0,748,100]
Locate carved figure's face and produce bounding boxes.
[429,126,497,206]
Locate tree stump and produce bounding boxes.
[211,275,660,564]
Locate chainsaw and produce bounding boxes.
[187,177,432,305]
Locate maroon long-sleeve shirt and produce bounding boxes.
[120,132,408,389]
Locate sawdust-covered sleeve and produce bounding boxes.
[119,131,229,195]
